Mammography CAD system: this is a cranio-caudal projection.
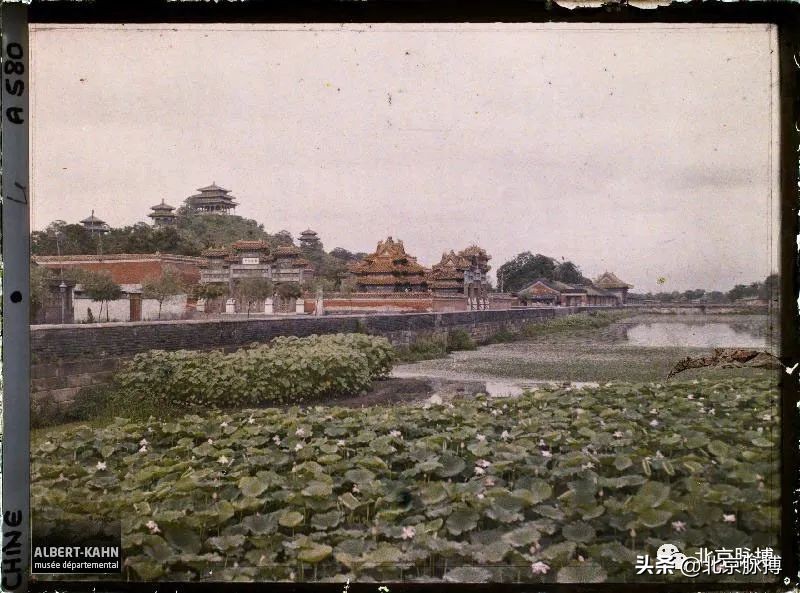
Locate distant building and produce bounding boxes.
[148,199,178,227]
[184,183,238,214]
[428,245,492,309]
[594,272,633,304]
[33,253,203,294]
[520,276,624,307]
[520,279,589,307]
[199,240,314,286]
[349,237,428,293]
[32,253,204,322]
[79,210,110,235]
[299,229,322,250]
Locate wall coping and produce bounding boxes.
[30,306,615,332]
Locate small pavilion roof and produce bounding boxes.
[150,199,176,211]
[80,210,106,225]
[594,272,633,289]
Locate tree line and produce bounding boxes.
[31,209,368,292]
[638,274,779,303]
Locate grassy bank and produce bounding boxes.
[395,313,776,384]
[394,311,630,363]
[32,377,779,583]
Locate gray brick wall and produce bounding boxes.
[31,306,607,410]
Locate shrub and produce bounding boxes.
[394,336,448,362]
[447,329,477,351]
[116,333,394,409]
[486,327,517,344]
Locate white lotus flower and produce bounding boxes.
[649,419,659,427]
[139,438,148,446]
[649,408,657,415]
[671,520,687,532]
[207,438,214,445]
[220,421,229,429]
[538,439,547,447]
[581,462,595,470]
[217,455,229,464]
[295,428,305,437]
[212,492,218,500]
[138,445,148,454]
[541,450,552,458]
[273,435,281,445]
[491,409,500,416]
[613,431,624,438]
[655,451,664,459]
[146,520,160,534]
[474,466,486,476]
[501,430,510,440]
[389,430,402,438]
[337,439,346,447]
[147,426,154,433]
[708,408,716,415]
[762,413,771,421]
[687,394,695,400]
[247,417,255,425]
[530,561,550,575]
[294,443,304,451]
[476,434,487,442]
[477,493,485,499]
[352,484,360,493]
[401,526,416,540]
[723,513,736,523]
[95,461,107,471]
[477,459,491,468]
[757,427,763,433]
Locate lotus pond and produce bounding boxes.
[31,376,780,583]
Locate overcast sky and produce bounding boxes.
[30,23,779,292]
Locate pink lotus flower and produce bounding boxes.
[146,520,160,534]
[531,561,550,575]
[401,526,416,540]
[671,520,687,532]
[723,513,736,523]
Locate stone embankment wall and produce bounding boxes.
[31,306,608,409]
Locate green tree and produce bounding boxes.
[553,260,591,285]
[81,270,123,322]
[235,277,274,318]
[193,282,228,301]
[496,252,558,293]
[31,221,98,256]
[276,282,302,300]
[142,267,186,320]
[759,273,779,302]
[30,264,56,322]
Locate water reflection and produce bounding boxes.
[625,321,767,348]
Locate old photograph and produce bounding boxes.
[27,22,781,584]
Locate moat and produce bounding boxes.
[392,314,777,397]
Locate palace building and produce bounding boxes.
[349,237,428,293]
[80,210,110,235]
[594,271,633,304]
[184,183,239,214]
[299,229,322,250]
[147,199,178,227]
[520,276,625,307]
[428,245,492,309]
[199,240,314,286]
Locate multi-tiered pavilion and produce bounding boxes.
[184,183,239,214]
